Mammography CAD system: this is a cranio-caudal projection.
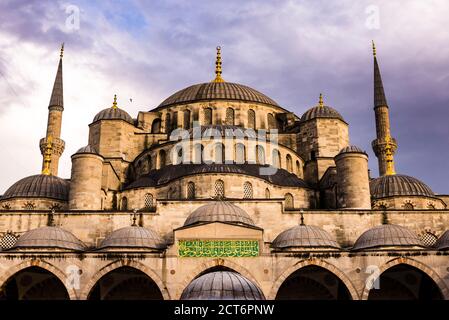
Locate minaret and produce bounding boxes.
[211,46,225,83]
[371,41,397,176]
[40,43,66,176]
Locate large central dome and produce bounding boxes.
[157,82,279,108]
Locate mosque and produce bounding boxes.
[0,43,447,300]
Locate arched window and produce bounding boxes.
[248,109,256,128]
[204,108,212,125]
[284,193,294,209]
[158,150,166,168]
[172,112,178,130]
[265,188,270,199]
[243,182,253,199]
[121,197,128,211]
[151,118,161,133]
[215,143,225,164]
[256,145,265,165]
[183,110,191,129]
[267,113,276,129]
[165,113,171,133]
[174,146,183,165]
[0,232,18,250]
[214,180,225,198]
[144,193,154,210]
[296,160,301,176]
[187,182,195,199]
[272,149,281,168]
[194,144,204,164]
[404,202,414,210]
[286,154,293,172]
[235,143,246,164]
[225,108,235,125]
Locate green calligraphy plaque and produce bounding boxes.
[178,240,259,257]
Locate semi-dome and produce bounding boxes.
[184,202,255,227]
[2,174,69,201]
[157,82,279,108]
[75,145,98,154]
[337,145,366,155]
[352,224,424,251]
[370,174,434,198]
[11,226,86,251]
[271,225,340,250]
[180,271,265,300]
[98,226,166,250]
[93,107,134,125]
[435,230,449,250]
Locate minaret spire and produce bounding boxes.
[40,43,66,176]
[371,41,397,176]
[212,46,224,83]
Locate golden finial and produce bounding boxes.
[372,40,376,57]
[212,46,224,83]
[42,136,53,175]
[60,43,64,59]
[112,94,118,109]
[318,93,324,107]
[300,209,305,226]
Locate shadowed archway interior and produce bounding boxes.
[275,265,351,300]
[0,266,69,300]
[88,266,163,300]
[368,264,443,300]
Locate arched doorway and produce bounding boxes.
[368,264,443,300]
[88,266,163,300]
[0,266,69,300]
[276,265,351,300]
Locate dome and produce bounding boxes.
[98,226,166,250]
[11,226,86,251]
[2,174,69,201]
[180,271,265,300]
[184,202,255,227]
[435,230,449,250]
[352,224,424,251]
[93,107,134,125]
[75,145,98,154]
[271,225,340,250]
[337,145,366,155]
[301,105,345,123]
[370,174,434,198]
[157,82,279,108]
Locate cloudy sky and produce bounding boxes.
[0,0,448,194]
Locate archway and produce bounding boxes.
[275,265,351,300]
[88,266,163,300]
[368,264,443,300]
[0,266,69,300]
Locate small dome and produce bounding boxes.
[184,202,255,227]
[271,225,340,250]
[2,174,69,201]
[180,271,265,300]
[301,105,345,123]
[370,174,434,198]
[75,145,98,154]
[158,82,279,108]
[337,145,366,155]
[11,226,86,251]
[435,230,449,250]
[93,107,134,125]
[352,224,424,251]
[98,226,165,250]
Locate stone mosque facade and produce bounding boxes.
[0,44,448,300]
